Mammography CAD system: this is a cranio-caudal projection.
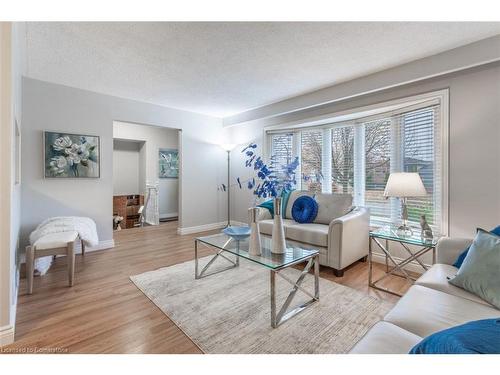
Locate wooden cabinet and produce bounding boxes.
[113,195,144,229]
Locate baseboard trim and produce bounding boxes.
[160,212,178,219]
[230,220,247,227]
[370,252,429,275]
[74,239,115,254]
[177,220,248,235]
[177,222,226,235]
[0,325,15,347]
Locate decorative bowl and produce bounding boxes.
[222,226,251,241]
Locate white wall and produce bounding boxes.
[0,22,26,346]
[21,77,228,249]
[113,121,180,218]
[228,62,500,240]
[113,139,141,196]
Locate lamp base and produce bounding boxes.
[396,224,413,237]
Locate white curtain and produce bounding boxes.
[144,181,160,226]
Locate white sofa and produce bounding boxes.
[254,191,370,277]
[350,237,500,353]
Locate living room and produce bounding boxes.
[1,0,499,373]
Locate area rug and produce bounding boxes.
[130,256,392,354]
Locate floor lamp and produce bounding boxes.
[220,144,236,227]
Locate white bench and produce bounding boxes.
[26,231,82,294]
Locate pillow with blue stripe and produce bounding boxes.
[257,189,293,218]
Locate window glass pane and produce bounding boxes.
[301,130,323,193]
[364,119,392,224]
[403,108,437,227]
[266,102,441,234]
[270,133,294,182]
[331,126,354,194]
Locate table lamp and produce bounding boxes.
[383,172,427,236]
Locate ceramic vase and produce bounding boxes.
[271,197,287,254]
[248,207,262,256]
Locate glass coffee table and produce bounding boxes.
[195,233,320,328]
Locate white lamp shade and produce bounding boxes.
[383,172,427,197]
[220,143,237,151]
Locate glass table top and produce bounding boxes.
[196,232,319,270]
[370,225,442,247]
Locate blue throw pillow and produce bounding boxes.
[292,196,318,224]
[409,318,500,354]
[454,225,500,268]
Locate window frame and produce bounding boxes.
[262,89,449,235]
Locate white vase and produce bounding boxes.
[248,207,262,256]
[271,197,287,254]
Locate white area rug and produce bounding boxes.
[130,256,391,354]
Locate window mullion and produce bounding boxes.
[322,128,332,193]
[390,116,403,223]
[353,124,365,207]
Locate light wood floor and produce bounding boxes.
[5,222,412,353]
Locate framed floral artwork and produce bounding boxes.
[44,131,100,178]
[159,148,179,178]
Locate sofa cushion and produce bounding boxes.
[449,228,500,309]
[286,223,328,247]
[384,285,499,338]
[349,321,422,354]
[258,219,297,236]
[285,191,314,220]
[313,193,353,224]
[415,264,492,306]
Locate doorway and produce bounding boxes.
[112,121,180,231]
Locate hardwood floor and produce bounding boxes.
[4,222,412,353]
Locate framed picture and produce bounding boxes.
[44,131,100,178]
[159,148,179,178]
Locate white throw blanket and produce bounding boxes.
[30,216,99,274]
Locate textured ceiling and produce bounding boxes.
[26,22,500,117]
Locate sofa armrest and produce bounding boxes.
[328,207,370,269]
[253,207,272,222]
[436,237,473,266]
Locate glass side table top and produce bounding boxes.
[370,225,442,247]
[196,232,318,270]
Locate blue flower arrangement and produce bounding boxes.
[241,143,299,198]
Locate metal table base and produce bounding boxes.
[195,238,320,328]
[368,236,436,297]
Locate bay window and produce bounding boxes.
[266,92,447,234]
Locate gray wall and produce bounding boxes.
[228,63,500,239]
[21,77,227,247]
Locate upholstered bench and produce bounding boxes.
[26,231,81,294]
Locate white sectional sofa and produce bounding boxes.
[350,237,500,353]
[255,190,370,277]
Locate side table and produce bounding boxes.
[368,226,441,297]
